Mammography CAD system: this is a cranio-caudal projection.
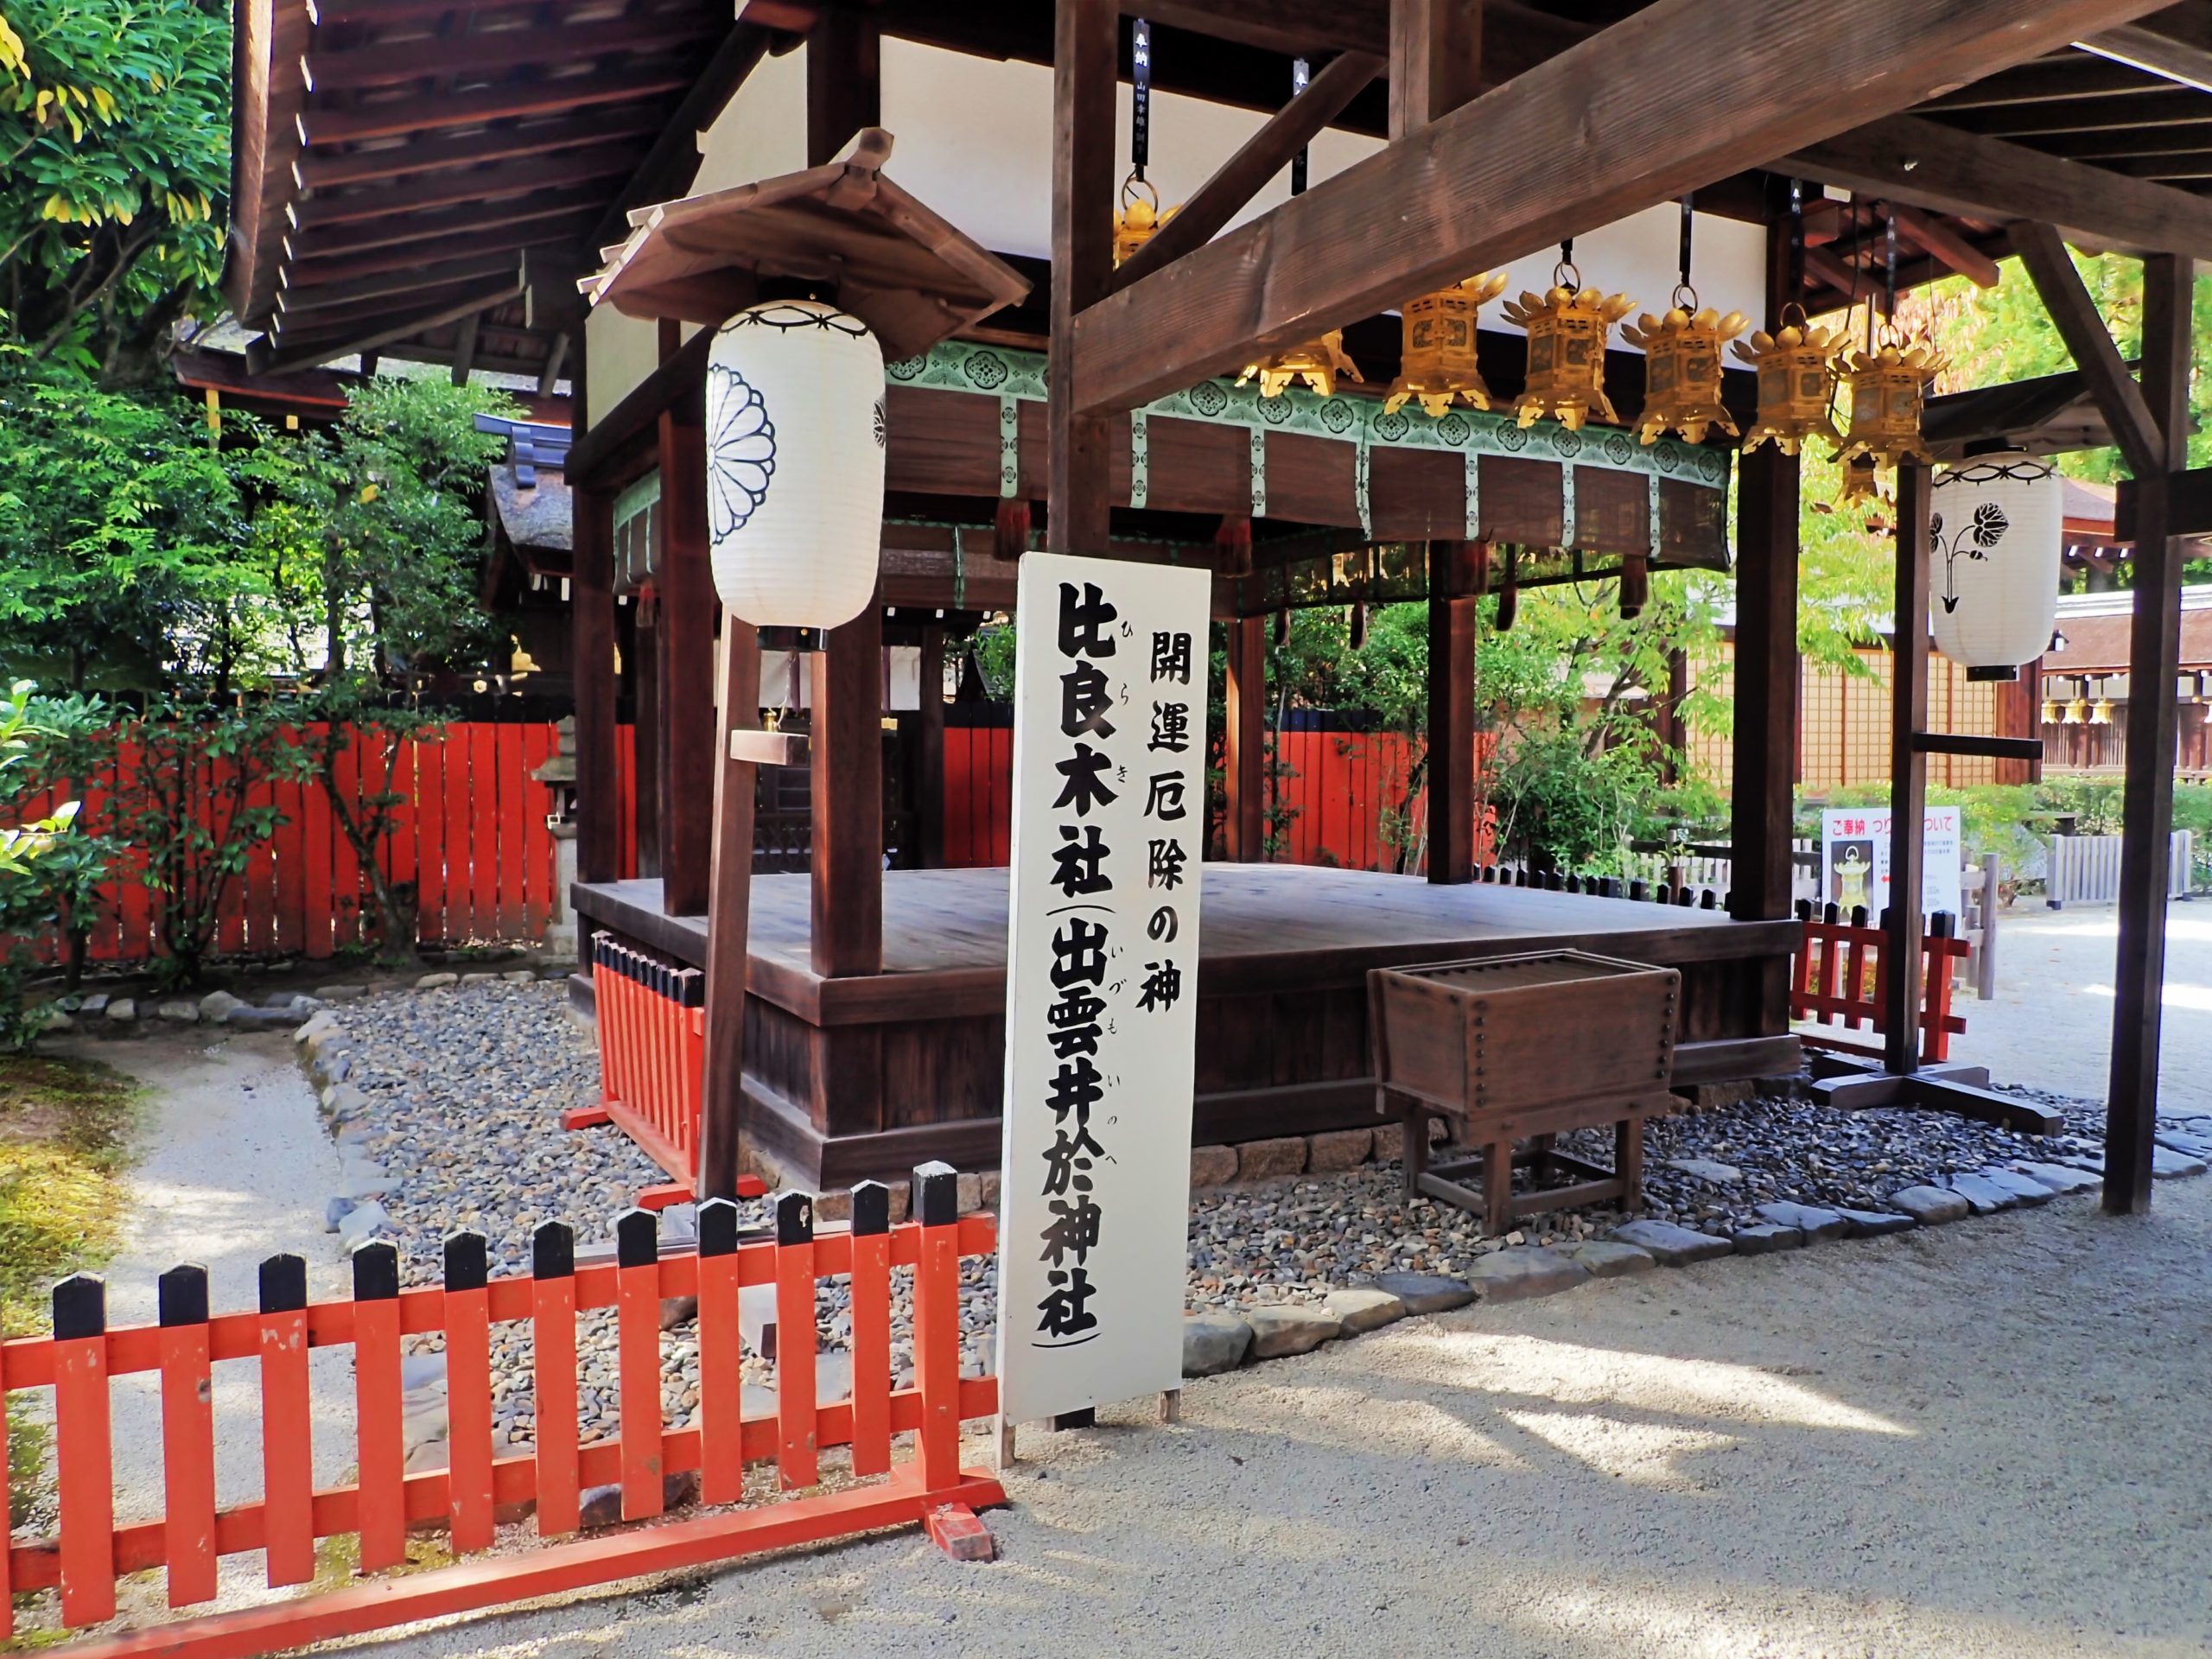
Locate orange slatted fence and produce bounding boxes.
[16,721,645,963]
[1789,903,1970,1063]
[1,1168,1004,1658]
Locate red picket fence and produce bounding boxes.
[1,1171,1004,1657]
[16,721,647,963]
[1790,904,1970,1064]
[942,720,1473,873]
[567,933,767,1210]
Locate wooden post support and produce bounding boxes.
[810,601,885,976]
[658,402,716,915]
[918,622,946,868]
[632,601,662,880]
[805,8,880,169]
[2105,252,2194,1217]
[698,613,760,1201]
[1389,0,1484,139]
[1047,0,1117,556]
[1224,613,1266,861]
[1427,539,1477,884]
[573,483,620,887]
[1730,194,1802,950]
[1884,462,1933,1076]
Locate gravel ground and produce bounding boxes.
[333,1164,2212,1659]
[321,982,2120,1452]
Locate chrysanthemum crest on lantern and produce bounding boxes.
[1501,273,1637,432]
[1622,291,1746,446]
[1384,271,1508,417]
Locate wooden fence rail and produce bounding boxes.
[1,1170,1004,1657]
[1789,904,1969,1064]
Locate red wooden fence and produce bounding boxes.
[2,1173,1003,1656]
[16,721,647,963]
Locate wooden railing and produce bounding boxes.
[1789,903,1969,1064]
[2046,830,2195,908]
[1,1173,1002,1657]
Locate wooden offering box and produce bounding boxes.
[1368,950,1681,1235]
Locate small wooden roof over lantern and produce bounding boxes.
[583,130,1031,360]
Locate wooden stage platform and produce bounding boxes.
[575,866,1802,1186]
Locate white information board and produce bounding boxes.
[994,552,1210,1427]
[1820,805,1963,921]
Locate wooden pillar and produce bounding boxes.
[698,615,760,1200]
[1883,463,1932,1076]
[1427,540,1477,884]
[1389,0,1483,139]
[632,602,661,879]
[810,601,884,976]
[1224,614,1266,861]
[1046,0,1116,556]
[658,403,716,915]
[918,623,946,868]
[2105,252,2194,1216]
[1729,197,1802,926]
[573,486,621,887]
[805,9,880,167]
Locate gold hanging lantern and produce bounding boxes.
[1112,176,1179,268]
[1622,291,1747,446]
[1828,454,1895,531]
[1384,271,1508,416]
[1237,330,1360,399]
[1732,308,1846,454]
[1835,331,1947,469]
[1501,267,1637,431]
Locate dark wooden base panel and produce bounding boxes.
[576,868,1801,1187]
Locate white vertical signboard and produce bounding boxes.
[1820,805,1963,920]
[995,551,1210,1427]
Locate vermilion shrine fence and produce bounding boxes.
[0,1170,1002,1657]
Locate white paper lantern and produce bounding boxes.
[1929,450,2062,681]
[704,299,887,631]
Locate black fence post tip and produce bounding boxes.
[533,1219,576,1279]
[775,1190,814,1246]
[615,1205,659,1268]
[53,1272,107,1341]
[259,1253,308,1314]
[352,1240,401,1300]
[697,1197,741,1257]
[157,1263,210,1329]
[442,1230,489,1292]
[912,1161,958,1228]
[851,1179,891,1236]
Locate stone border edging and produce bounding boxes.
[1179,1143,2212,1379]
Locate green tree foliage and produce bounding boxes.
[1,0,229,383]
[0,681,113,1045]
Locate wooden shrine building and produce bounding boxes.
[228,0,2212,1214]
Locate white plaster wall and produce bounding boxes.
[583,303,661,429]
[686,38,1768,348]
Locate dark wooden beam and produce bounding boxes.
[297,111,664,190]
[449,310,480,385]
[1109,48,1384,293]
[250,278,523,375]
[574,481,622,887]
[1730,196,1802,944]
[1426,540,1477,884]
[537,330,570,397]
[2081,6,2212,90]
[2013,220,2165,477]
[301,16,722,92]
[1884,462,1933,1075]
[2118,463,2212,536]
[1048,0,1119,551]
[290,152,643,229]
[273,272,518,336]
[658,403,718,917]
[278,225,582,288]
[2105,250,2193,1217]
[1916,54,2152,110]
[1390,0,1483,137]
[810,602,885,976]
[918,624,946,868]
[1889,202,2001,288]
[1937,86,2207,136]
[591,25,775,247]
[1068,0,2164,416]
[699,616,762,1201]
[1223,613,1266,860]
[806,10,880,168]
[286,188,607,261]
[276,250,521,314]
[1789,114,2212,261]
[1134,0,1389,56]
[302,69,693,145]
[566,325,715,486]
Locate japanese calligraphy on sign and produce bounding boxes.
[995,552,1210,1427]
[1819,806,1961,919]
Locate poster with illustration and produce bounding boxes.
[1820,807,1963,921]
